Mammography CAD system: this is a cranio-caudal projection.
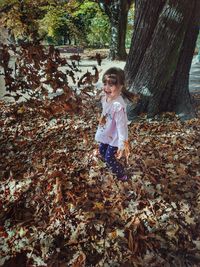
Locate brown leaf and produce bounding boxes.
[176,163,187,175]
[72,252,86,267]
[55,177,63,203]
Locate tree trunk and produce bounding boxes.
[125,0,200,120]
[161,4,200,119]
[108,1,129,60]
[99,0,133,60]
[125,0,166,85]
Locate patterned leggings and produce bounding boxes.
[99,143,125,179]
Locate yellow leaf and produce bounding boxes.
[17,106,26,114]
[184,214,195,224]
[109,230,118,239]
[93,202,104,210]
[166,224,179,238]
[109,229,124,239]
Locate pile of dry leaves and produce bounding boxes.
[0,42,200,267]
[0,87,200,267]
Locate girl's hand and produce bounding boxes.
[117,141,130,162]
[116,149,124,159]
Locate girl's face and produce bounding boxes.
[103,76,122,101]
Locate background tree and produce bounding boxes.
[125,4,135,49]
[87,9,110,48]
[0,0,110,47]
[73,0,109,48]
[0,0,134,52]
[97,0,134,60]
[125,0,200,120]
[0,0,48,43]
[40,4,85,45]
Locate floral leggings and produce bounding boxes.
[99,143,125,179]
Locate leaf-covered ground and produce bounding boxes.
[0,92,200,267]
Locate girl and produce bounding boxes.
[95,67,129,181]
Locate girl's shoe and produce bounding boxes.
[118,175,128,181]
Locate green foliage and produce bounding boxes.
[0,0,133,49]
[87,11,110,48]
[39,1,103,46]
[73,0,109,47]
[126,3,134,48]
[39,5,85,45]
[73,0,99,29]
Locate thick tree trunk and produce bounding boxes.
[99,0,132,60]
[125,0,166,85]
[125,0,200,119]
[161,4,200,119]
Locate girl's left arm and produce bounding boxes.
[115,107,128,153]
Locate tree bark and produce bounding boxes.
[125,0,200,119]
[98,0,133,60]
[125,0,166,85]
[162,1,200,119]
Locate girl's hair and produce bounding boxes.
[102,67,135,101]
[102,67,125,86]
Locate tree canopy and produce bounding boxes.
[0,0,111,47]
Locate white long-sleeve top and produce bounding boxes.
[95,95,128,149]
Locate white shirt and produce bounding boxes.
[95,95,128,149]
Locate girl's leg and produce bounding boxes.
[105,145,126,179]
[99,143,109,160]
